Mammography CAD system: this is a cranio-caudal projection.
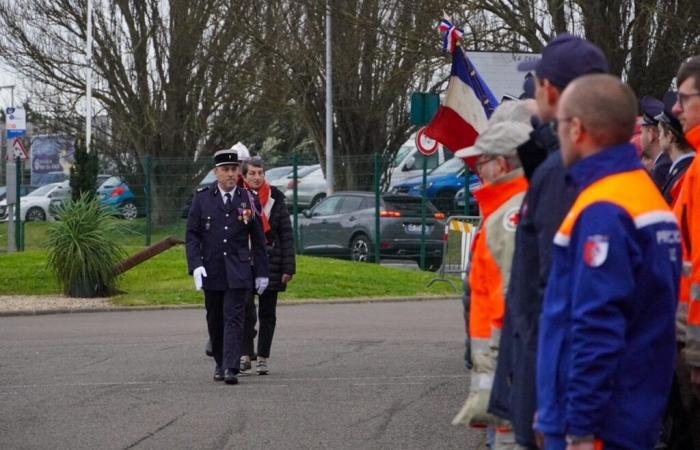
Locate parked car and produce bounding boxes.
[48,176,141,220]
[96,176,140,220]
[387,141,453,188]
[271,164,315,192]
[0,182,70,222]
[391,157,477,214]
[0,185,37,203]
[284,165,328,208]
[297,192,445,270]
[454,175,483,216]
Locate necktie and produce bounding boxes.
[224,193,232,210]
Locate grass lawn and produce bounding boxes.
[0,245,460,306]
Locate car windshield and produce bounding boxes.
[390,145,414,168]
[430,157,464,176]
[287,165,319,178]
[26,184,56,197]
[200,169,216,185]
[98,176,121,189]
[265,166,292,181]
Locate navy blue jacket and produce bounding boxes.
[489,126,575,447]
[536,144,679,448]
[186,182,269,291]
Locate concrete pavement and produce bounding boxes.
[0,300,484,449]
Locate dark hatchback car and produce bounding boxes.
[297,192,446,270]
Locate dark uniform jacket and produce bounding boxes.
[662,154,694,205]
[489,125,576,448]
[652,151,672,190]
[264,186,296,292]
[186,182,269,291]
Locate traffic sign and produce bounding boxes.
[415,126,440,156]
[5,107,26,138]
[8,138,28,160]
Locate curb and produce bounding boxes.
[0,295,462,318]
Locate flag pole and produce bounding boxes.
[325,0,334,193]
[86,0,93,152]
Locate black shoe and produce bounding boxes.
[205,339,213,357]
[224,368,238,385]
[213,366,224,382]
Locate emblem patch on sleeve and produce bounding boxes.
[502,207,520,232]
[583,235,609,267]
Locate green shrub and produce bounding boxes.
[47,193,126,297]
[70,137,98,202]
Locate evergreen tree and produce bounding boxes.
[70,138,98,202]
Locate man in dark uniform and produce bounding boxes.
[186,148,269,385]
[640,95,673,188]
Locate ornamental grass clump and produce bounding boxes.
[47,193,126,297]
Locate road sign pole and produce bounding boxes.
[15,157,21,251]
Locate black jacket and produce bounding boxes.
[652,151,672,190]
[662,154,694,205]
[489,125,576,448]
[264,186,296,292]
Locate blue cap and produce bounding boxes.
[640,95,664,126]
[517,33,609,89]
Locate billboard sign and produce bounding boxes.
[30,134,75,186]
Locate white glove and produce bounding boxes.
[193,266,208,291]
[255,277,269,295]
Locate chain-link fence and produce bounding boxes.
[2,152,480,271]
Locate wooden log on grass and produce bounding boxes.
[116,235,184,274]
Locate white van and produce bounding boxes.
[387,140,453,188]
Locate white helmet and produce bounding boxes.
[231,142,250,161]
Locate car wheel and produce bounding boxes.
[310,193,326,208]
[434,190,455,215]
[26,207,46,222]
[121,202,138,220]
[350,234,373,263]
[423,257,442,272]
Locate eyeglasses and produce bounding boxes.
[475,157,497,169]
[675,91,700,110]
[551,117,573,133]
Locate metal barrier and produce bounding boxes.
[428,215,481,290]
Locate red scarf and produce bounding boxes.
[244,179,272,234]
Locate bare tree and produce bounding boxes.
[465,0,700,98]
[0,0,266,224]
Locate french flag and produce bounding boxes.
[424,48,498,152]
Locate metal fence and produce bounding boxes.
[2,152,479,272]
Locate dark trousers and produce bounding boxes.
[243,289,279,359]
[204,288,247,371]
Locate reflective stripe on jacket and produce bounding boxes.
[536,144,680,449]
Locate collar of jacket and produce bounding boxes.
[473,168,528,218]
[211,182,238,197]
[685,124,700,151]
[566,143,642,194]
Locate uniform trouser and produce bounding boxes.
[204,288,246,371]
[243,289,279,358]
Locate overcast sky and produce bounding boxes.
[0,62,25,109]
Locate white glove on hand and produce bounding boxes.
[255,277,269,295]
[193,266,208,291]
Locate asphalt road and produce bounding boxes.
[0,300,484,450]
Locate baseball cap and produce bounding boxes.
[455,121,532,160]
[517,33,609,89]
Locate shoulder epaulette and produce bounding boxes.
[197,186,209,193]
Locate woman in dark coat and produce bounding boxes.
[240,157,296,375]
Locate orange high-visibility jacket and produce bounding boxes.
[676,125,700,364]
[469,170,528,356]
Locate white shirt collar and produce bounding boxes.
[669,152,695,174]
[218,185,236,203]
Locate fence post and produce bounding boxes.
[15,157,21,251]
[292,153,300,254]
[463,161,470,216]
[374,152,381,264]
[420,157,427,270]
[145,155,152,247]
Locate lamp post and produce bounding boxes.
[325,0,334,194]
[1,84,16,252]
[86,0,93,151]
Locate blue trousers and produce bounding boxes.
[204,289,247,370]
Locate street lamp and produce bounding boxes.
[0,84,15,107]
